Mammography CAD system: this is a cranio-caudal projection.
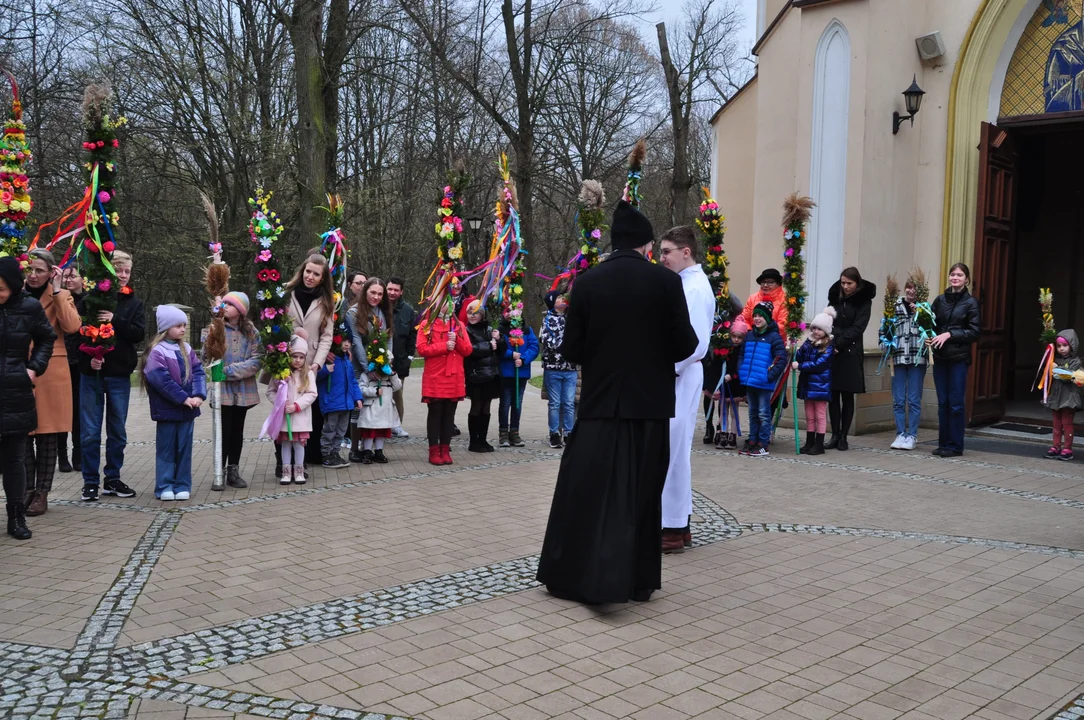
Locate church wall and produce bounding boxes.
[748,9,803,296]
[710,78,758,299]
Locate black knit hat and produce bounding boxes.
[610,200,654,251]
[544,290,559,310]
[756,268,783,285]
[0,256,23,305]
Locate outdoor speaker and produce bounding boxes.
[916,32,946,63]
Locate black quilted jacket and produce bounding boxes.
[0,291,58,434]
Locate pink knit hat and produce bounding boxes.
[730,316,750,335]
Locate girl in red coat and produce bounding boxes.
[417,299,472,465]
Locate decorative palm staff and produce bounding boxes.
[697,188,739,439]
[0,70,32,268]
[477,156,527,404]
[418,167,469,333]
[621,139,652,261]
[773,193,815,454]
[877,275,900,376]
[202,193,228,491]
[319,194,350,361]
[549,180,606,292]
[33,84,126,366]
[1036,288,1057,401]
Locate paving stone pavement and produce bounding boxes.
[3,379,1084,719]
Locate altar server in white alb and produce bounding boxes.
[659,226,717,553]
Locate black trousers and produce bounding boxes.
[829,390,855,436]
[220,405,250,467]
[427,400,458,445]
[2,434,28,504]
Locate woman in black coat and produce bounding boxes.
[929,263,981,457]
[0,256,57,539]
[461,297,505,452]
[826,267,876,450]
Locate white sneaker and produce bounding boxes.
[902,435,916,451]
[174,491,190,501]
[890,434,904,450]
[392,426,409,438]
[159,490,175,501]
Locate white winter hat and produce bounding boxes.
[810,306,836,336]
[155,304,188,334]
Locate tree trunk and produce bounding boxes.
[657,22,691,226]
[291,0,328,247]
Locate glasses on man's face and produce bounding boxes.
[660,247,678,257]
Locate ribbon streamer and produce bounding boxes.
[260,381,289,440]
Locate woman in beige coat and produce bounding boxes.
[278,253,334,470]
[24,248,82,515]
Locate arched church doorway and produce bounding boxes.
[970,0,1084,426]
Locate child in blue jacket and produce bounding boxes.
[142,305,207,501]
[793,309,835,456]
[317,352,364,468]
[737,301,787,456]
[498,311,540,448]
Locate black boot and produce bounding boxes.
[703,424,715,444]
[837,433,849,451]
[467,416,487,453]
[808,433,825,455]
[479,414,495,452]
[7,502,31,540]
[799,432,815,454]
[825,434,840,450]
[226,465,248,489]
[57,433,73,473]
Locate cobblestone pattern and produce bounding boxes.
[695,447,1084,510]
[7,459,1084,718]
[1053,694,1084,719]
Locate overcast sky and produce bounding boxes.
[637,0,760,55]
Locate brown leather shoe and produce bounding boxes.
[683,530,692,548]
[26,492,47,517]
[662,531,684,554]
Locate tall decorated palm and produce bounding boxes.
[418,167,469,332]
[0,71,33,268]
[550,180,606,292]
[319,194,350,358]
[202,193,229,491]
[34,84,126,362]
[696,188,731,358]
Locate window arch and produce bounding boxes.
[808,20,851,315]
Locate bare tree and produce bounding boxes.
[657,0,748,225]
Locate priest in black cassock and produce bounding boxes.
[536,200,699,604]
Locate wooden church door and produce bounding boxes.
[968,122,1017,425]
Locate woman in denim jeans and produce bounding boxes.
[883,278,928,451]
[540,291,577,449]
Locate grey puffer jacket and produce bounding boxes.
[1046,329,1084,411]
[1,290,58,434]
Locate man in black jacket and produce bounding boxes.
[387,276,416,438]
[536,200,699,604]
[77,251,146,502]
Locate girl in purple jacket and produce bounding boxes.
[141,305,207,501]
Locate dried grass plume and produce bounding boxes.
[81,83,111,124]
[578,180,605,211]
[782,193,816,227]
[628,138,647,171]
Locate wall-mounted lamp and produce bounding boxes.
[892,75,926,135]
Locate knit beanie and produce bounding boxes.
[730,316,750,335]
[610,200,654,250]
[753,300,774,322]
[156,304,188,334]
[0,256,23,304]
[222,291,250,317]
[810,307,836,336]
[289,333,309,356]
[544,290,559,311]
